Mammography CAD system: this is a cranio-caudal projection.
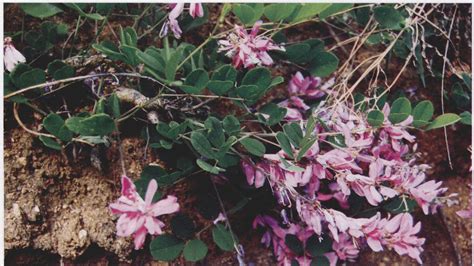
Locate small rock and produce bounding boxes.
[12,203,22,218]
[78,229,88,239]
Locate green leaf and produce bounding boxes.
[374,6,404,29]
[208,64,237,96]
[276,132,294,159]
[196,159,225,174]
[240,137,266,157]
[43,113,73,142]
[183,239,208,262]
[280,157,305,172]
[426,113,461,130]
[208,80,234,96]
[212,224,235,251]
[236,84,262,104]
[383,196,417,214]
[367,110,385,127]
[460,111,472,125]
[65,114,116,136]
[289,3,331,22]
[171,213,196,240]
[258,103,287,126]
[310,256,330,266]
[388,97,412,124]
[107,93,121,118]
[306,234,332,257]
[223,115,241,136]
[285,234,304,256]
[20,3,63,19]
[296,137,317,161]
[204,116,225,147]
[264,3,297,22]
[309,52,339,77]
[92,41,127,62]
[39,136,61,150]
[165,51,180,81]
[149,234,184,261]
[232,4,263,25]
[18,69,46,89]
[53,65,74,80]
[270,76,285,88]
[412,100,434,128]
[242,67,272,91]
[319,3,353,19]
[286,43,311,63]
[283,123,303,148]
[65,3,104,20]
[136,49,165,72]
[180,69,209,94]
[190,132,216,159]
[10,63,32,88]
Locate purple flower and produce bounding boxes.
[288,72,324,98]
[4,37,26,72]
[161,3,204,39]
[109,176,179,249]
[218,20,284,68]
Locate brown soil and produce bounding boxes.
[4,3,472,266]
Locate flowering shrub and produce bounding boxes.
[4,2,470,265]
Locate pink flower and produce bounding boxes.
[288,72,324,98]
[218,20,284,68]
[4,37,26,72]
[241,158,266,188]
[332,233,359,262]
[109,176,179,249]
[160,3,204,39]
[361,213,425,264]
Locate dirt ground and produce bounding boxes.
[3,3,472,266]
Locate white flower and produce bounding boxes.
[4,37,26,72]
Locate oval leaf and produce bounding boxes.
[149,234,184,261]
[388,97,411,124]
[367,110,385,127]
[183,239,208,262]
[212,224,235,251]
[426,113,461,130]
[240,137,266,157]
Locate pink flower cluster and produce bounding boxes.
[160,3,204,39]
[109,176,179,249]
[218,21,285,68]
[242,74,448,264]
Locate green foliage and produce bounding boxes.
[426,113,461,130]
[212,224,236,251]
[288,3,331,22]
[64,3,105,20]
[20,3,63,19]
[223,115,241,136]
[180,69,209,94]
[264,3,297,22]
[309,52,339,77]
[319,3,353,19]
[232,3,264,25]
[149,234,184,261]
[171,213,196,240]
[183,239,208,262]
[240,137,266,157]
[383,196,417,214]
[460,111,472,125]
[306,234,332,257]
[276,132,294,159]
[43,113,73,142]
[285,234,304,256]
[208,64,237,96]
[258,103,287,126]
[374,5,405,29]
[367,110,385,127]
[412,100,434,128]
[388,97,411,124]
[47,60,74,80]
[39,136,62,150]
[65,114,116,136]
